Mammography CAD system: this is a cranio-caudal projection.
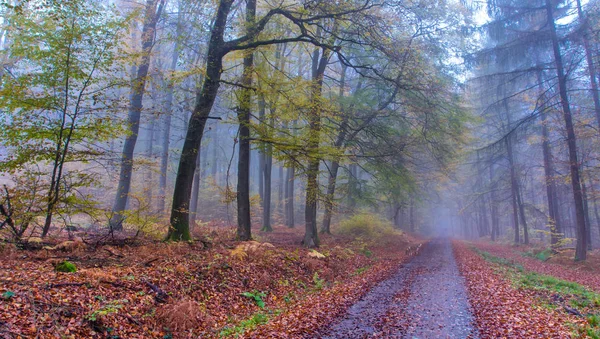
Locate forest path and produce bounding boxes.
[319,238,478,338]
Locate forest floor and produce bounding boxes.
[0,225,424,339]
[459,240,600,338]
[4,228,600,339]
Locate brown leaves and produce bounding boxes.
[454,242,574,338]
[0,227,422,338]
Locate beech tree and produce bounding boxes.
[0,1,127,237]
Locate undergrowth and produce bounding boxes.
[522,248,553,261]
[472,247,600,337]
[337,212,400,242]
[219,312,269,337]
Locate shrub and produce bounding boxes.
[55,260,77,273]
[337,212,399,241]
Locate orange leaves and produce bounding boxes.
[454,242,573,338]
[0,227,423,338]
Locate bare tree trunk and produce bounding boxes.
[321,64,348,234]
[262,134,273,232]
[506,135,520,244]
[321,160,341,234]
[145,108,156,210]
[211,125,218,182]
[236,0,256,241]
[257,96,266,221]
[158,4,182,214]
[587,175,600,244]
[582,170,593,250]
[111,0,165,230]
[546,0,588,260]
[189,148,202,226]
[348,164,357,212]
[490,163,499,241]
[537,70,562,247]
[167,0,234,241]
[304,45,331,248]
[285,164,295,227]
[576,0,600,130]
[278,164,284,217]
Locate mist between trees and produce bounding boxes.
[0,0,598,260]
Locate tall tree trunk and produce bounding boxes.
[506,135,520,244]
[537,70,562,247]
[211,125,219,182]
[304,45,331,248]
[167,0,234,241]
[546,0,588,260]
[145,108,156,210]
[322,160,341,234]
[516,180,529,244]
[257,95,266,224]
[490,163,499,241]
[189,149,202,226]
[348,164,357,212]
[158,5,182,214]
[285,164,295,227]
[476,151,489,237]
[236,0,256,241]
[278,164,284,217]
[262,136,273,232]
[587,175,600,244]
[582,170,593,250]
[321,64,347,234]
[111,0,165,230]
[576,0,600,130]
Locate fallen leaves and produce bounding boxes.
[472,241,600,294]
[0,227,423,338]
[454,241,575,338]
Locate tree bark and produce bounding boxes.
[278,164,284,217]
[575,0,600,131]
[321,63,347,234]
[262,134,273,232]
[158,5,182,214]
[111,0,165,230]
[189,148,202,226]
[304,45,331,248]
[167,0,233,241]
[285,163,295,227]
[236,0,256,241]
[489,163,499,241]
[582,170,593,250]
[546,0,588,260]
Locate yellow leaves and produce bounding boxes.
[307,250,326,259]
[230,246,249,261]
[230,241,276,261]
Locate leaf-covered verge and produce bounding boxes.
[453,241,581,338]
[471,241,600,293]
[0,225,422,338]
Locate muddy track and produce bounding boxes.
[319,238,478,338]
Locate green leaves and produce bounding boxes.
[2,291,15,300]
[241,290,267,309]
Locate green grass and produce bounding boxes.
[219,313,269,337]
[472,248,524,271]
[472,246,600,337]
[522,248,553,261]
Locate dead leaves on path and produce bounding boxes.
[454,242,575,338]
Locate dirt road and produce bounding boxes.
[320,238,478,338]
